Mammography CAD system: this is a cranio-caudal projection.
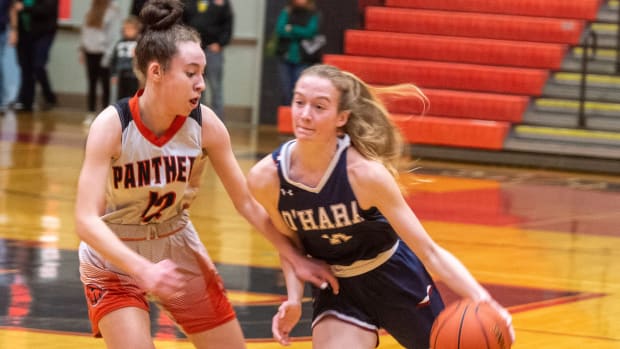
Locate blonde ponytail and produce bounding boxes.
[300,64,428,178]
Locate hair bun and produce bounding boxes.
[140,0,184,31]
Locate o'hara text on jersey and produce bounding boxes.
[280,201,364,231]
[112,156,197,189]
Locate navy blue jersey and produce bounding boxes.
[273,135,398,266]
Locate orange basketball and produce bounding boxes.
[430,300,513,349]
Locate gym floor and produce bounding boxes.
[1,108,619,348]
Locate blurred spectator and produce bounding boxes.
[183,0,234,120]
[109,15,142,100]
[274,0,323,106]
[79,0,121,125]
[12,0,59,112]
[0,0,14,112]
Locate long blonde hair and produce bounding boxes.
[85,0,111,28]
[299,64,429,178]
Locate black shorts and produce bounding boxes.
[312,241,445,348]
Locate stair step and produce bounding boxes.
[597,0,619,22]
[571,47,618,61]
[591,22,619,35]
[553,72,620,87]
[535,98,620,115]
[561,56,619,75]
[512,125,620,145]
[523,110,620,131]
[542,73,620,103]
[504,136,620,159]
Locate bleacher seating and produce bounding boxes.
[364,7,586,44]
[385,0,601,20]
[276,0,620,173]
[344,30,568,69]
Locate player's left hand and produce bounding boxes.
[272,300,302,346]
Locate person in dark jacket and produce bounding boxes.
[183,0,233,120]
[109,15,142,100]
[0,0,16,112]
[11,0,58,112]
[274,0,322,106]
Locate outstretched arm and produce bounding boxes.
[201,109,339,293]
[348,154,513,339]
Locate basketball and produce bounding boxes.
[430,300,513,349]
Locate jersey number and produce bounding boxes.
[141,191,177,223]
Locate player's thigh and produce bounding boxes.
[99,306,154,349]
[313,316,377,349]
[187,317,246,349]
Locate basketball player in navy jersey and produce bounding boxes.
[248,64,514,348]
[74,1,337,348]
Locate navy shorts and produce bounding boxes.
[312,241,445,349]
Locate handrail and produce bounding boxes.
[578,29,598,128]
[616,0,620,73]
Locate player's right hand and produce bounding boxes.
[134,259,186,300]
[272,300,302,346]
[292,256,339,295]
[488,299,516,344]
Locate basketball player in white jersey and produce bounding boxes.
[74,1,337,348]
[248,64,515,348]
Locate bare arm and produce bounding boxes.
[201,107,338,292]
[349,149,514,342]
[348,151,490,301]
[247,155,307,346]
[74,107,184,299]
[247,155,307,301]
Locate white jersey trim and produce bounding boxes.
[330,241,399,278]
[279,134,351,194]
[312,309,379,332]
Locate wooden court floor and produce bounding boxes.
[0,108,619,348]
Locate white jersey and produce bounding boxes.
[102,94,208,225]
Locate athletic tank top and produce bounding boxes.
[273,135,399,266]
[102,92,208,225]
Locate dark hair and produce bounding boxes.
[288,0,316,11]
[134,0,201,82]
[85,0,111,28]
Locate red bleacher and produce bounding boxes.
[344,30,567,70]
[385,0,602,20]
[383,89,529,123]
[278,106,510,150]
[323,54,549,96]
[365,7,586,44]
[276,1,601,151]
